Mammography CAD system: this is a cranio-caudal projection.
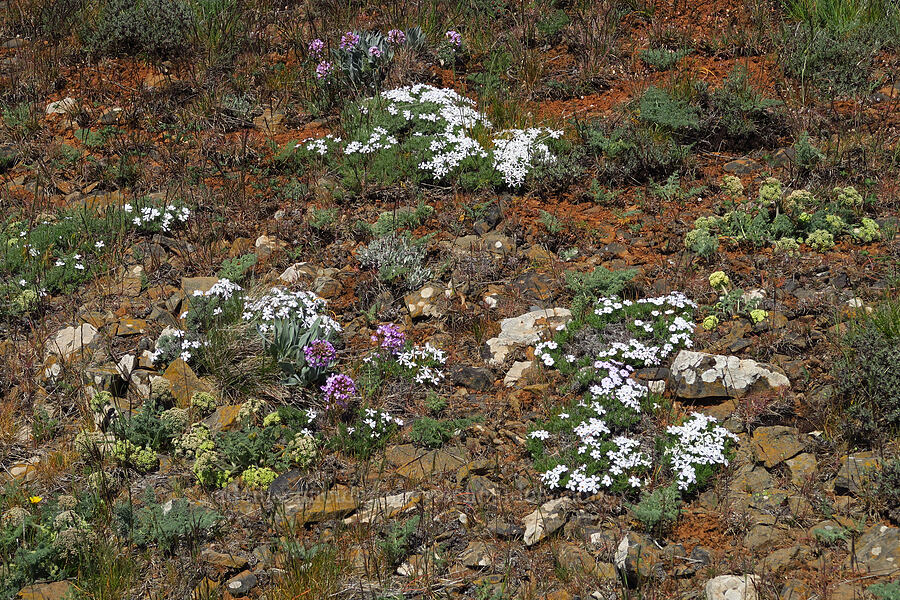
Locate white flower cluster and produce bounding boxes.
[492,128,562,187]
[589,360,646,412]
[345,126,398,155]
[124,202,190,232]
[297,84,561,188]
[148,328,205,364]
[193,278,243,301]
[665,412,738,491]
[395,342,447,386]
[242,287,341,335]
[349,408,404,439]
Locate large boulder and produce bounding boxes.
[669,351,790,399]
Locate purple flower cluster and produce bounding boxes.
[304,339,336,369]
[322,374,356,410]
[445,30,462,47]
[315,61,332,79]
[371,323,405,355]
[339,31,360,50]
[368,45,383,58]
[387,29,406,45]
[308,38,324,56]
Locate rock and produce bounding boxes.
[199,547,248,571]
[278,262,318,284]
[557,544,613,577]
[254,234,282,259]
[191,577,219,600]
[750,426,808,468]
[854,524,900,575]
[202,405,242,433]
[405,283,447,318]
[460,541,495,568]
[705,574,760,600]
[482,232,515,256]
[669,350,790,399]
[467,476,501,504]
[313,276,342,299]
[615,531,663,583]
[512,270,555,303]
[761,545,803,573]
[523,497,573,546]
[785,453,817,486]
[450,365,494,391]
[744,524,785,552]
[834,452,881,495]
[282,485,358,525]
[98,107,123,125]
[780,579,814,600]
[730,465,774,495]
[16,581,73,600]
[46,323,99,361]
[116,318,148,336]
[46,97,77,115]
[224,570,257,595]
[84,364,127,396]
[486,307,572,365]
[162,359,209,407]
[723,158,762,174]
[394,446,467,482]
[181,276,219,297]
[252,108,284,134]
[343,491,423,525]
[504,360,534,387]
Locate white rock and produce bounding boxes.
[523,497,572,546]
[504,360,533,387]
[486,307,571,365]
[46,97,77,115]
[46,323,99,360]
[705,575,760,600]
[669,350,790,399]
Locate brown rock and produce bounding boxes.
[284,485,358,525]
[751,426,807,468]
[163,359,210,407]
[17,581,73,600]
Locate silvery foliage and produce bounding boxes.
[357,234,432,291]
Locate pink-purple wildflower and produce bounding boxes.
[308,38,324,56]
[322,374,356,410]
[445,30,462,47]
[387,29,406,45]
[339,31,360,50]
[368,45,383,58]
[315,61,333,79]
[304,339,336,369]
[371,323,405,355]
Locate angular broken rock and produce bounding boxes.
[615,531,664,584]
[46,323,99,361]
[750,426,808,468]
[705,574,760,600]
[854,524,900,575]
[486,307,572,365]
[523,497,572,546]
[343,491,423,525]
[669,350,790,399]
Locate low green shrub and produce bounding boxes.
[115,488,220,554]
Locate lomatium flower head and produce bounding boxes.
[702,315,720,331]
[749,309,768,324]
[708,271,731,290]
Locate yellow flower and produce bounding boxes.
[28,495,42,504]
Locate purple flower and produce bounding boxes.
[368,45,383,58]
[339,31,360,50]
[304,339,336,369]
[315,61,333,79]
[371,323,405,356]
[445,30,462,47]
[322,374,356,410]
[308,38,324,56]
[387,29,406,45]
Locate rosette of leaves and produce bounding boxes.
[333,30,394,92]
[262,316,334,386]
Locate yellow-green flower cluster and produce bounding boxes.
[242,466,278,489]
